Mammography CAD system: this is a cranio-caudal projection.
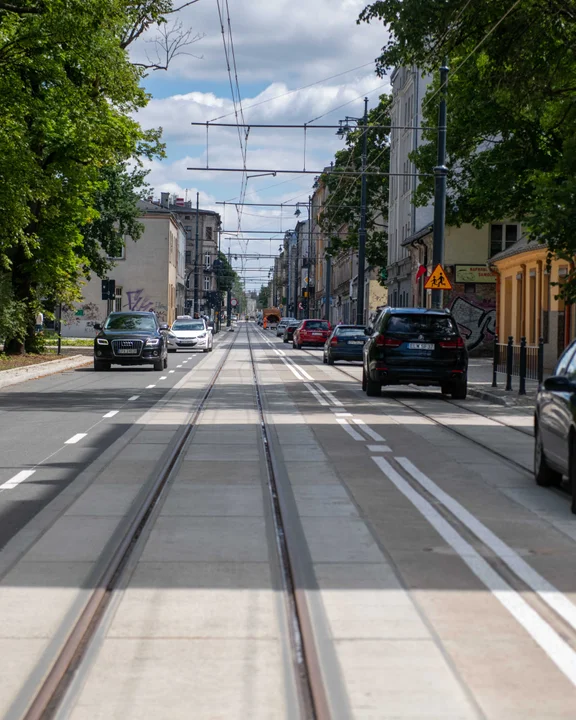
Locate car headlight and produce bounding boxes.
[168,332,176,338]
[145,338,160,346]
[197,333,206,339]
[96,338,109,345]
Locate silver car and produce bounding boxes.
[167,318,213,353]
[276,317,298,337]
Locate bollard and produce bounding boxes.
[505,336,513,391]
[519,336,527,395]
[538,337,544,384]
[492,334,499,388]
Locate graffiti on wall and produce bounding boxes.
[126,289,168,322]
[450,296,496,351]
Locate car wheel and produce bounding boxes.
[362,368,367,391]
[296,343,303,350]
[153,359,163,371]
[535,423,562,488]
[327,354,334,365]
[571,435,576,515]
[322,354,327,364]
[163,355,168,369]
[94,359,110,372]
[208,344,213,352]
[292,341,296,349]
[440,383,450,395]
[366,374,381,397]
[283,338,288,344]
[451,378,467,400]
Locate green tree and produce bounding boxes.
[257,285,269,309]
[318,94,391,281]
[215,251,236,294]
[360,0,576,298]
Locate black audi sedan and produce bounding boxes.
[534,340,576,513]
[362,307,468,399]
[93,311,169,371]
[323,325,366,364]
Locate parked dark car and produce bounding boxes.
[323,325,366,364]
[293,319,332,348]
[534,341,576,513]
[362,308,468,399]
[93,311,169,371]
[283,321,301,343]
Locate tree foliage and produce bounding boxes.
[257,285,269,309]
[0,1,197,352]
[317,94,391,280]
[215,251,236,293]
[360,0,576,298]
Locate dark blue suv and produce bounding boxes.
[362,308,468,398]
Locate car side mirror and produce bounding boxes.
[543,375,576,392]
[365,327,372,336]
[160,323,169,331]
[93,323,102,331]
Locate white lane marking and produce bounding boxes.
[177,365,182,368]
[0,470,35,490]
[159,376,167,380]
[103,411,119,418]
[352,418,385,442]
[334,411,352,416]
[65,433,87,445]
[373,456,576,688]
[285,357,314,380]
[367,444,391,453]
[397,457,576,634]
[336,418,364,441]
[280,357,304,380]
[146,384,156,389]
[304,383,329,406]
[314,382,343,407]
[169,370,175,374]
[128,395,139,402]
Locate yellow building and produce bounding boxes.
[491,236,575,370]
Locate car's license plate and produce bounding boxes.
[349,341,363,345]
[311,332,322,336]
[117,348,138,354]
[408,342,434,350]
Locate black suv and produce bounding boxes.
[93,311,169,371]
[362,308,468,399]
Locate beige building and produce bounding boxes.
[62,200,186,337]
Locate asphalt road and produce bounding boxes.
[0,336,228,549]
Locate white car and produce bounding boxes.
[167,318,213,353]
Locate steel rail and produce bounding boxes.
[22,333,242,720]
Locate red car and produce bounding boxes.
[293,319,332,349]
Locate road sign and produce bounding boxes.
[230,298,238,307]
[424,264,452,291]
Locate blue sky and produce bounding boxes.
[132,0,390,289]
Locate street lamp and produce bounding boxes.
[337,97,369,325]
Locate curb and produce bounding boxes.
[468,385,535,409]
[0,354,92,390]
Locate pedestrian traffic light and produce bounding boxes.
[101,278,115,300]
[380,268,387,281]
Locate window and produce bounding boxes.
[114,286,123,312]
[105,315,156,331]
[185,251,192,265]
[206,226,213,241]
[385,314,458,336]
[204,276,211,291]
[555,344,576,376]
[490,224,519,256]
[204,252,211,268]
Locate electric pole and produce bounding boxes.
[194,192,200,316]
[226,247,232,327]
[431,61,449,310]
[325,243,332,323]
[356,96,369,326]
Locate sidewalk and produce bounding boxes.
[468,357,537,408]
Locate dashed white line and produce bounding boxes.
[168,370,175,374]
[334,411,352,416]
[177,365,182,368]
[373,456,576,688]
[65,433,87,445]
[336,418,364,441]
[352,418,385,442]
[367,444,391,453]
[304,383,329,406]
[0,470,35,490]
[146,384,156,389]
[128,395,139,402]
[159,376,167,380]
[103,411,119,418]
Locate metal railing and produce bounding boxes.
[492,335,544,395]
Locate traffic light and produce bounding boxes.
[380,268,388,281]
[101,278,115,300]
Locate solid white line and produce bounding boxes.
[65,433,87,445]
[280,357,304,380]
[352,418,385,442]
[304,383,329,406]
[336,418,364,441]
[373,456,576,688]
[334,411,352,416]
[0,470,35,490]
[397,457,576,634]
[103,411,119,418]
[159,376,167,380]
[314,382,343,407]
[367,444,391,453]
[168,370,175,374]
[285,357,314,381]
[128,395,139,402]
[146,384,156,389]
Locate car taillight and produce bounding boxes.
[330,337,338,346]
[438,338,465,349]
[376,336,402,348]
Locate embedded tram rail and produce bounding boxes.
[15,325,330,720]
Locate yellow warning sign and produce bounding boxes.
[424,264,453,291]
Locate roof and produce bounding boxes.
[490,234,545,263]
[108,310,155,316]
[386,307,451,315]
[137,199,171,214]
[402,223,433,247]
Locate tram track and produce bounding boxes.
[18,324,329,720]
